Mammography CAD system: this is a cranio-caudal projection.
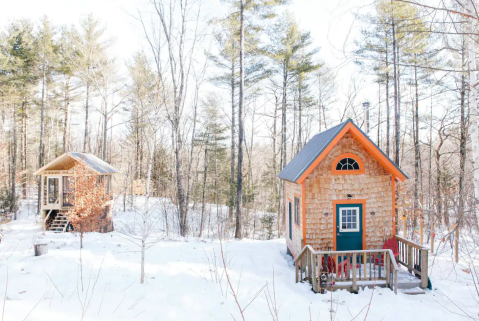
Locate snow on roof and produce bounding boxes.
[68,152,119,174]
[34,152,119,175]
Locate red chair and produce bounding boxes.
[321,256,336,273]
[375,238,399,266]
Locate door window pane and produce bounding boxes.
[340,207,359,232]
[48,178,59,203]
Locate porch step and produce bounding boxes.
[401,288,426,295]
[46,213,70,233]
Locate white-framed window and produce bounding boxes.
[47,176,60,204]
[339,207,360,232]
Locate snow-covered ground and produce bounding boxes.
[0,200,478,321]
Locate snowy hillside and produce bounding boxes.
[0,203,478,321]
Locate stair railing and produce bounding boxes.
[395,235,429,289]
[43,198,60,231]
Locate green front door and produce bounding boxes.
[336,204,363,251]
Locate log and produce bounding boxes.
[34,243,48,256]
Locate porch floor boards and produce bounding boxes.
[306,265,422,293]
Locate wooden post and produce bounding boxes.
[385,252,390,287]
[403,214,407,238]
[335,254,339,281]
[318,254,323,292]
[295,259,299,283]
[420,249,429,289]
[308,250,313,284]
[363,253,367,279]
[312,254,318,292]
[352,253,358,292]
[302,249,306,283]
[407,244,413,273]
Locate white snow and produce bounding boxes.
[0,200,478,321]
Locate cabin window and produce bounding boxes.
[48,177,59,204]
[63,177,74,207]
[335,158,360,171]
[288,201,292,240]
[339,207,360,232]
[294,196,300,226]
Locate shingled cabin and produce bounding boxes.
[34,152,119,233]
[278,119,430,294]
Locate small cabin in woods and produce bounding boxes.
[34,152,119,233]
[278,120,429,293]
[278,119,407,255]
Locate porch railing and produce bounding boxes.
[395,235,429,289]
[294,245,399,294]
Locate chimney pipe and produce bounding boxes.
[363,101,370,134]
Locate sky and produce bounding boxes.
[0,0,379,140]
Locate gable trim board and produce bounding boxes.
[277,119,408,184]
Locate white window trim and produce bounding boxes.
[47,176,61,205]
[339,207,360,232]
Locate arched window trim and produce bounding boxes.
[331,153,365,175]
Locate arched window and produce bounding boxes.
[336,158,360,171]
[331,153,365,175]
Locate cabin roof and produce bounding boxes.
[277,119,408,183]
[34,152,119,175]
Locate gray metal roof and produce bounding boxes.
[277,119,407,183]
[69,152,119,174]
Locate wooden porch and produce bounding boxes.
[294,236,429,295]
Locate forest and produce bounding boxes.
[0,0,478,247]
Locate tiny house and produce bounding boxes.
[278,120,429,292]
[34,152,119,232]
[278,119,407,256]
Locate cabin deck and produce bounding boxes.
[294,236,429,295]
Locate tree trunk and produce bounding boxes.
[200,142,208,238]
[11,103,17,219]
[83,83,90,153]
[385,38,390,157]
[102,110,108,160]
[63,75,71,153]
[141,136,154,283]
[273,95,280,238]
[298,76,303,151]
[413,60,420,229]
[21,99,27,199]
[395,43,401,167]
[37,65,47,214]
[467,2,479,229]
[235,1,245,239]
[230,48,236,221]
[456,41,467,263]
[435,135,444,225]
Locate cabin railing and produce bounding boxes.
[43,198,60,231]
[395,235,429,289]
[294,245,399,294]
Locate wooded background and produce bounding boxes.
[1,0,479,241]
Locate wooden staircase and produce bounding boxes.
[47,211,69,233]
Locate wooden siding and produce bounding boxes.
[303,132,393,251]
[285,181,303,257]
